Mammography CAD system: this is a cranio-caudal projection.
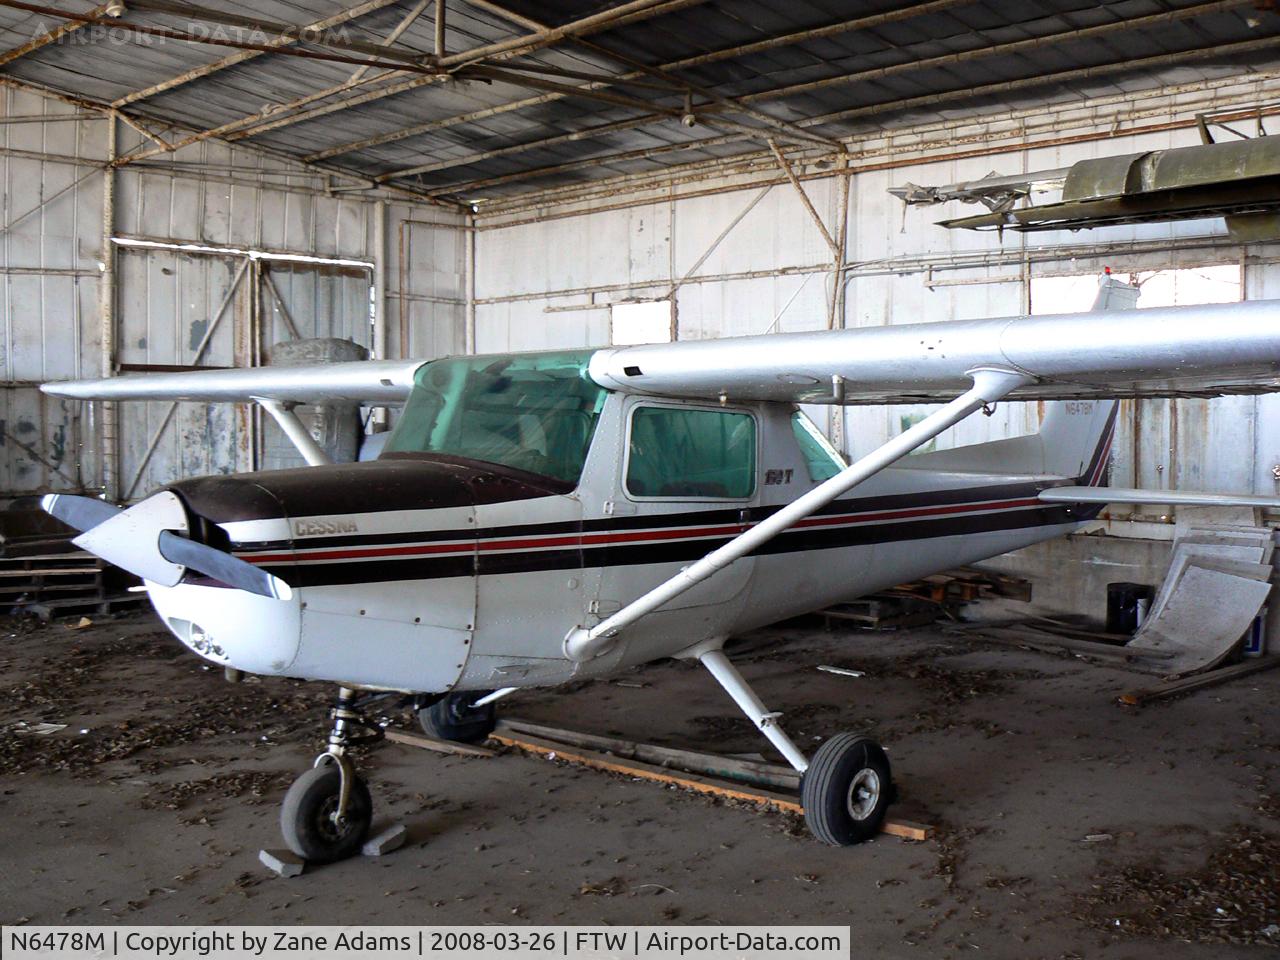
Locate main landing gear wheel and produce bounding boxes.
[418,691,497,743]
[801,733,894,846]
[280,765,372,863]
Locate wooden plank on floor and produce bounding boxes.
[491,730,934,841]
[497,718,801,791]
[384,728,496,757]
[1117,656,1280,706]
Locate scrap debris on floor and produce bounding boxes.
[1,610,1278,957]
[1125,522,1275,675]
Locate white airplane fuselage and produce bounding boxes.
[145,388,1114,693]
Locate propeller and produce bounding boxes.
[41,493,292,601]
[155,530,293,600]
[42,493,122,531]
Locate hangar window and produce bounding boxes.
[626,406,756,499]
[1030,264,1241,314]
[611,300,673,345]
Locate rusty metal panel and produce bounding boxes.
[0,387,87,497]
[0,90,107,496]
[114,247,251,498]
[391,211,467,360]
[263,263,373,347]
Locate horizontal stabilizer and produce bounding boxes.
[1039,487,1280,509]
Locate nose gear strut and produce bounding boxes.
[280,686,386,863]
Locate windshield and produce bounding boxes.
[381,350,608,486]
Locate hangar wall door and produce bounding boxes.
[257,261,374,471]
[115,246,253,501]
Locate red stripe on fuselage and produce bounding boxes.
[240,495,1046,566]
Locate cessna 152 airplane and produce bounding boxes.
[38,276,1280,862]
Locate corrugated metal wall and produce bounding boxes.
[0,89,465,501]
[4,72,1279,514]
[474,73,1280,502]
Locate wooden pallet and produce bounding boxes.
[0,532,141,618]
[822,567,1034,631]
[822,597,942,630]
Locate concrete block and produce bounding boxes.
[259,848,306,877]
[362,823,407,857]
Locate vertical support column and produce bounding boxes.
[372,200,390,429]
[434,0,446,58]
[99,113,118,501]
[465,212,476,355]
[373,201,389,361]
[828,150,851,456]
[248,257,263,471]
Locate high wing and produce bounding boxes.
[40,359,424,404]
[41,301,1280,409]
[588,300,1280,405]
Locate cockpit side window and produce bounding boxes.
[626,406,756,499]
[382,351,608,486]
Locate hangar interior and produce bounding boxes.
[2,0,1279,610]
[2,0,1280,950]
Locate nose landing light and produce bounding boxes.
[168,618,226,660]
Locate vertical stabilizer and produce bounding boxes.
[1033,273,1134,481]
[898,272,1135,481]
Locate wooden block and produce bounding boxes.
[880,819,935,841]
[384,728,496,757]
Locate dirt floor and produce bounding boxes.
[1,609,1278,958]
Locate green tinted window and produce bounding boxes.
[627,407,756,499]
[791,411,845,482]
[382,350,607,485]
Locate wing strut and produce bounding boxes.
[255,398,333,467]
[564,367,1032,662]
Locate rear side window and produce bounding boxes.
[626,407,756,499]
[791,411,845,482]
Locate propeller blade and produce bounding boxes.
[158,531,292,601]
[41,494,122,533]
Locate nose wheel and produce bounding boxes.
[280,763,372,862]
[280,686,382,863]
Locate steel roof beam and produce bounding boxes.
[122,0,438,68]
[386,0,1254,192]
[0,1,112,67]
[470,35,1280,215]
[736,0,1257,107]
[458,1,839,149]
[150,0,714,152]
[435,0,711,69]
[306,0,969,163]
[0,70,461,209]
[112,0,405,107]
